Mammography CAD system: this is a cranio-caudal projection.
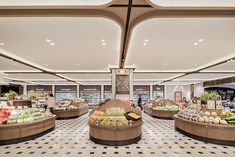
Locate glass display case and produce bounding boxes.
[153,85,164,98]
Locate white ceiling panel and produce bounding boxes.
[133,73,182,80]
[149,0,235,7]
[0,56,40,72]
[62,74,111,80]
[126,18,235,72]
[175,73,235,81]
[0,0,113,7]
[5,74,62,81]
[202,60,235,72]
[0,17,121,72]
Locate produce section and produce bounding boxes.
[175,103,235,145]
[0,106,56,144]
[52,99,89,119]
[89,99,142,146]
[144,98,180,119]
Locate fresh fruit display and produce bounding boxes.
[125,111,141,121]
[152,104,179,111]
[177,104,235,126]
[0,108,54,125]
[89,106,141,127]
[106,107,125,116]
[54,99,88,110]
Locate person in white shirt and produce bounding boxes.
[47,94,55,113]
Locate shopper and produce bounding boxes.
[137,94,143,110]
[47,94,55,113]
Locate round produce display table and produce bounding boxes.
[52,106,88,119]
[0,116,56,145]
[89,121,142,146]
[144,106,178,119]
[174,116,235,146]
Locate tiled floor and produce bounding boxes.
[1,113,235,157]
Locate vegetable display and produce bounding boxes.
[0,108,53,125]
[152,98,179,111]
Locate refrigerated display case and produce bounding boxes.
[55,85,77,102]
[153,85,164,98]
[80,85,101,106]
[104,85,112,99]
[133,85,150,105]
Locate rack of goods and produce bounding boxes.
[144,99,180,119]
[175,103,235,146]
[52,99,89,119]
[0,107,56,145]
[89,99,142,146]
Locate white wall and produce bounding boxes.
[194,83,204,97]
[165,85,191,101]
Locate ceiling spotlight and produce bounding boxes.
[0,43,4,46]
[75,63,80,67]
[101,39,105,42]
[163,63,168,66]
[198,38,204,42]
[50,43,55,46]
[102,42,106,46]
[143,42,147,46]
[46,39,51,42]
[144,39,149,42]
[193,42,198,46]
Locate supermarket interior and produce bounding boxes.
[0,0,235,157]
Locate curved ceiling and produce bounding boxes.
[126,18,235,72]
[149,0,235,7]
[0,17,121,72]
[0,0,113,7]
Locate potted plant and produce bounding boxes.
[5,90,18,100]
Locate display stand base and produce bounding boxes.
[175,127,235,146]
[0,128,54,145]
[152,115,174,120]
[90,135,141,146]
[56,111,88,120]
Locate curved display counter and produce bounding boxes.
[174,116,235,146]
[52,106,88,119]
[144,106,178,119]
[0,116,56,145]
[13,100,32,108]
[89,121,142,146]
[89,99,142,146]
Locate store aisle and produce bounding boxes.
[0,113,234,157]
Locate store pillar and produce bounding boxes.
[111,68,134,101]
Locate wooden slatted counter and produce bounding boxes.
[174,116,235,146]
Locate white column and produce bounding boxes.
[77,85,80,98]
[150,85,153,100]
[23,85,27,96]
[111,69,116,99]
[52,85,55,96]
[101,85,104,100]
[129,69,134,100]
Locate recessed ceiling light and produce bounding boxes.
[102,42,106,46]
[144,39,149,42]
[46,39,51,42]
[0,43,4,46]
[193,42,198,46]
[75,63,79,67]
[143,42,147,46]
[198,38,204,42]
[163,63,168,66]
[101,39,105,42]
[50,43,55,46]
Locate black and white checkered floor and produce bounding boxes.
[1,113,235,157]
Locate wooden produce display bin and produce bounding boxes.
[174,116,235,146]
[89,99,142,146]
[151,110,179,119]
[13,100,32,108]
[52,100,89,119]
[0,116,56,145]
